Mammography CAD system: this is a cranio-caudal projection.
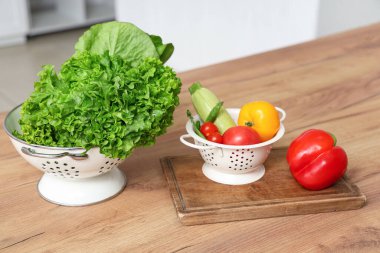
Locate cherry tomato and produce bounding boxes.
[207,132,223,144]
[200,122,219,138]
[223,126,261,145]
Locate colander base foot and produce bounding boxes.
[37,167,127,206]
[202,164,265,185]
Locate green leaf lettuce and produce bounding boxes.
[16,22,181,158]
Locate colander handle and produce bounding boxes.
[21,147,88,160]
[276,107,286,122]
[180,134,219,150]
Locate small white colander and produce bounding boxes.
[3,105,127,206]
[180,108,286,185]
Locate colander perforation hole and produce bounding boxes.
[56,166,60,169]
[63,163,68,166]
[42,163,46,166]
[50,168,54,170]
[46,161,50,164]
[54,161,58,164]
[71,167,75,169]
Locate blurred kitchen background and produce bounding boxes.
[1,0,380,111]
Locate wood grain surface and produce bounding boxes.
[161,151,365,225]
[1,24,380,252]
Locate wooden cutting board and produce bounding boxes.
[161,149,366,225]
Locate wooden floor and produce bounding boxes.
[0,29,86,112]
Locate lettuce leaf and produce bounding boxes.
[149,34,174,64]
[17,51,181,158]
[75,21,173,64]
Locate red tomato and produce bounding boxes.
[207,132,223,144]
[222,126,261,145]
[200,122,219,137]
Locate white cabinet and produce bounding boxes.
[0,0,29,46]
[29,0,114,36]
[0,0,115,46]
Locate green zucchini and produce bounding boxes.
[189,82,236,134]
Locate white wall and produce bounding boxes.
[116,0,319,71]
[318,0,380,37]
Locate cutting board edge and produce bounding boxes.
[177,193,366,226]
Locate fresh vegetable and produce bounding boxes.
[189,82,235,134]
[75,21,173,64]
[287,129,348,190]
[15,22,181,159]
[238,101,280,142]
[207,132,223,144]
[205,101,223,122]
[195,121,201,131]
[200,122,219,138]
[223,126,261,145]
[187,110,205,139]
[200,121,222,143]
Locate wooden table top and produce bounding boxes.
[1,24,380,252]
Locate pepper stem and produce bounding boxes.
[245,122,253,127]
[328,132,337,146]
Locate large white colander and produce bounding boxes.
[3,105,127,206]
[180,108,286,185]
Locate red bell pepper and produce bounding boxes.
[287,129,348,190]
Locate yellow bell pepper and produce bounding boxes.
[237,101,280,142]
